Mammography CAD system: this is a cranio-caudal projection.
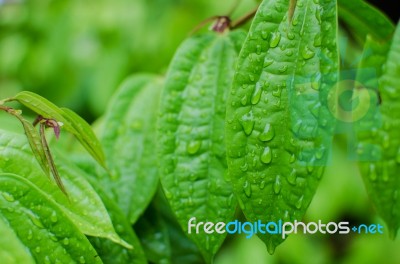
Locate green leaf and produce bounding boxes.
[60,107,106,167]
[13,112,51,178]
[0,173,102,264]
[101,74,163,224]
[338,0,394,43]
[86,180,147,264]
[9,91,106,167]
[0,217,35,264]
[134,191,172,264]
[225,0,339,253]
[355,23,400,238]
[0,130,128,248]
[157,30,245,262]
[134,188,204,264]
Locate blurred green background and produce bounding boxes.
[1,0,400,263]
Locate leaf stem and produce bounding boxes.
[230,4,260,30]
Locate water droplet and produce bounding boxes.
[290,153,296,163]
[273,175,282,194]
[287,32,295,40]
[314,33,322,47]
[267,241,276,254]
[240,162,248,172]
[251,83,263,104]
[278,65,288,73]
[29,213,44,229]
[261,30,268,40]
[1,192,14,202]
[286,50,294,56]
[63,238,70,246]
[79,256,86,264]
[256,45,262,55]
[272,86,282,97]
[249,74,255,82]
[311,72,322,90]
[302,46,315,60]
[393,191,398,201]
[263,58,274,68]
[241,94,248,106]
[27,229,33,240]
[259,180,266,190]
[50,211,58,223]
[259,123,275,142]
[187,141,202,154]
[260,147,272,164]
[296,195,304,209]
[270,32,281,48]
[287,169,297,185]
[35,247,41,253]
[292,16,299,26]
[240,112,255,136]
[243,180,252,198]
[315,148,325,160]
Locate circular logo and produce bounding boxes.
[327,80,371,123]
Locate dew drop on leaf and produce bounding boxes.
[260,147,272,164]
[273,175,282,194]
[243,180,252,198]
[79,256,86,264]
[1,192,15,202]
[63,238,70,246]
[187,140,201,155]
[269,32,281,48]
[287,169,297,185]
[263,58,274,68]
[251,83,263,105]
[295,195,304,209]
[240,112,255,136]
[302,46,315,60]
[259,180,266,190]
[259,123,275,142]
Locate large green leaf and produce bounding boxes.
[0,216,35,264]
[0,173,102,264]
[338,0,394,43]
[157,30,245,262]
[101,74,163,224]
[355,23,400,238]
[0,130,128,248]
[225,0,339,253]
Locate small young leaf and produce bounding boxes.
[226,0,338,253]
[9,91,106,167]
[60,107,106,167]
[355,23,400,238]
[0,173,102,264]
[12,112,50,178]
[101,74,163,224]
[0,217,35,264]
[39,123,67,195]
[157,30,246,262]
